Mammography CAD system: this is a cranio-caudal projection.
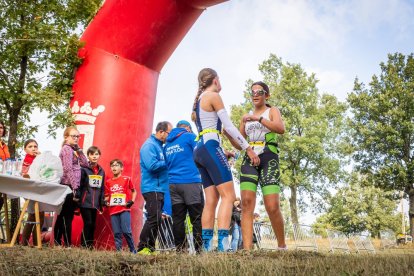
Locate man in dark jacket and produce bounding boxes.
[137,121,172,255]
[164,120,204,253]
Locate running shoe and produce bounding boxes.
[137,248,152,255]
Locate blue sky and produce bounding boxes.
[154,0,414,129]
[34,0,414,149]
[32,0,414,221]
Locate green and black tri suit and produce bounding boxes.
[240,109,281,195]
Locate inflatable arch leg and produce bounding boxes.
[70,0,227,249]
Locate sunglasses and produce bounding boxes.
[250,89,266,97]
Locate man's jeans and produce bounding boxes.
[231,223,242,251]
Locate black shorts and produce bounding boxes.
[239,147,280,195]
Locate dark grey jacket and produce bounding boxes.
[78,164,105,210]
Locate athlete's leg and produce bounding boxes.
[263,193,286,248]
[216,181,236,251]
[239,153,259,250]
[201,185,219,251]
[240,190,256,250]
[216,181,236,229]
[202,185,219,229]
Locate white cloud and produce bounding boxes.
[308,67,349,99]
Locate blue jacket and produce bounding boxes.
[164,128,201,184]
[140,135,169,194]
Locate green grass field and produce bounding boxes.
[0,244,413,275]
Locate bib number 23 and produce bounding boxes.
[110,193,126,206]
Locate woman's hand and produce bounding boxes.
[71,144,81,151]
[246,147,260,166]
[224,149,235,160]
[242,114,260,123]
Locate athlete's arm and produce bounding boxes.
[217,109,249,150]
[223,129,242,150]
[264,107,285,134]
[211,93,260,165]
[240,115,247,138]
[207,93,248,149]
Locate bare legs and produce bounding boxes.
[241,190,256,249]
[264,193,286,248]
[241,191,286,249]
[202,186,219,229]
[202,181,236,230]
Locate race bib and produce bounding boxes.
[88,175,103,188]
[110,193,126,206]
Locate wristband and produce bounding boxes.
[259,116,264,123]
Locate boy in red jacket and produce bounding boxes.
[104,159,136,252]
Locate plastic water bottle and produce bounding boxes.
[5,158,13,175]
[13,159,22,177]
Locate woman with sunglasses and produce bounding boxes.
[54,126,88,247]
[191,68,260,252]
[237,81,287,250]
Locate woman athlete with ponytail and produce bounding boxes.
[192,68,260,252]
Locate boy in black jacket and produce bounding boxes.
[77,146,105,249]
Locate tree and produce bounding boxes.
[0,0,101,237]
[347,53,414,236]
[230,54,349,224]
[313,173,400,237]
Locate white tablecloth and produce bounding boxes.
[0,174,71,213]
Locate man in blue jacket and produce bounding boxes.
[137,121,172,255]
[165,120,204,253]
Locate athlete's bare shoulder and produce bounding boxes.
[200,91,223,112]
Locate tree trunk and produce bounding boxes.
[8,108,21,243]
[289,185,299,224]
[408,188,414,237]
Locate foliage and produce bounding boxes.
[0,0,102,240]
[229,54,350,223]
[347,52,414,235]
[314,173,400,237]
[311,214,332,238]
[0,0,102,156]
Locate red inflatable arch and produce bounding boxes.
[69,0,227,248]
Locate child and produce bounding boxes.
[20,139,44,246]
[21,139,40,177]
[104,159,136,252]
[77,146,105,249]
